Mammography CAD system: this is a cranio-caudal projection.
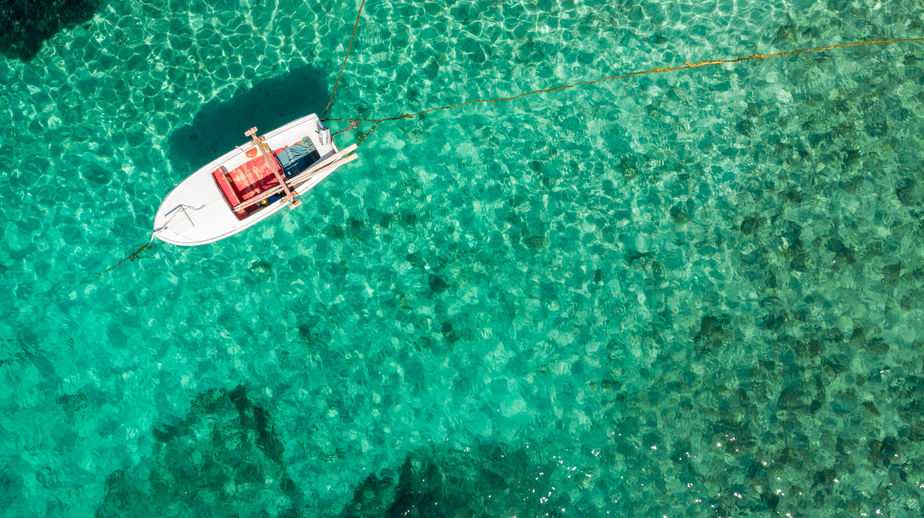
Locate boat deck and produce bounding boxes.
[153,114,352,246]
[212,151,284,219]
[211,137,322,219]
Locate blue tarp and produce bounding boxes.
[276,139,320,179]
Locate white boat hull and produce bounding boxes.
[153,114,351,246]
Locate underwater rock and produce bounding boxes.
[428,274,451,293]
[324,224,346,239]
[735,118,754,134]
[0,470,24,504]
[739,214,765,235]
[624,248,652,266]
[249,259,273,274]
[825,237,855,265]
[812,468,837,489]
[694,314,732,352]
[778,188,803,204]
[864,115,889,138]
[895,178,918,207]
[758,297,787,331]
[347,217,366,234]
[405,253,426,268]
[869,436,900,466]
[297,324,313,344]
[669,204,690,223]
[794,339,824,361]
[366,208,389,228]
[867,338,889,356]
[862,401,880,416]
[0,0,102,60]
[523,235,548,249]
[343,472,399,517]
[55,392,89,415]
[440,321,459,343]
[760,490,780,510]
[389,457,443,517]
[777,384,808,410]
[882,263,902,283]
[342,443,560,517]
[669,440,693,464]
[619,154,640,180]
[95,385,302,517]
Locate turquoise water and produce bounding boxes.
[1,0,923,515]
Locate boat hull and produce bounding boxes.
[153,114,347,246]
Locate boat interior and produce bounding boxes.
[212,137,321,219]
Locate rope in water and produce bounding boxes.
[323,0,368,118]
[99,202,202,274]
[99,234,159,275]
[102,9,920,275]
[323,37,924,145]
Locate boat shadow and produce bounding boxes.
[167,65,331,173]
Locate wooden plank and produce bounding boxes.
[231,147,358,212]
[295,144,358,180]
[290,152,359,192]
[288,145,357,185]
[259,141,294,198]
[247,127,295,200]
[232,181,288,211]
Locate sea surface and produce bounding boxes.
[1,0,923,515]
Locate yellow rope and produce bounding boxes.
[323,0,368,118]
[325,37,924,145]
[99,234,159,275]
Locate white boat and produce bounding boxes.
[153,114,358,246]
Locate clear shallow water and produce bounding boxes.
[1,0,923,515]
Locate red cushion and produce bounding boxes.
[228,153,283,201]
[212,168,248,219]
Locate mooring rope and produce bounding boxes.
[99,233,159,275]
[323,0,368,118]
[324,37,923,145]
[104,4,920,274]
